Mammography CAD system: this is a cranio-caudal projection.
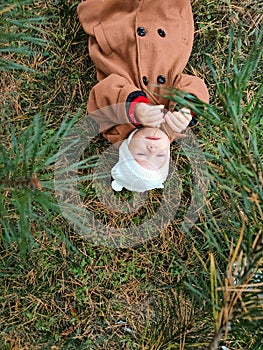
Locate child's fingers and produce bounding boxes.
[171,111,192,127]
[164,116,182,132]
[150,104,165,111]
[137,104,165,127]
[148,120,164,127]
[175,109,192,122]
[145,108,165,125]
[146,115,164,127]
[164,111,190,132]
[146,110,164,119]
[145,105,165,116]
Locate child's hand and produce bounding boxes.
[134,103,165,128]
[164,108,192,133]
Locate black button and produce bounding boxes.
[137,27,146,37]
[157,75,166,84]
[143,76,148,86]
[158,29,166,37]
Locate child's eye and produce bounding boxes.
[137,153,146,156]
[157,154,165,157]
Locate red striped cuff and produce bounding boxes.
[128,96,150,126]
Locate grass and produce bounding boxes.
[0,0,262,349]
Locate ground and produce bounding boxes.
[0,1,262,349]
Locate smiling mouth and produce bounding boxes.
[146,137,160,140]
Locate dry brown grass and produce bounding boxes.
[0,0,262,349]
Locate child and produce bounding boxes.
[77,0,209,192]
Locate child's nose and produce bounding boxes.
[147,144,158,151]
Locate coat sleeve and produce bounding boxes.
[89,105,136,147]
[87,73,145,145]
[87,73,145,129]
[88,74,142,112]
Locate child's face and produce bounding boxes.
[128,127,170,170]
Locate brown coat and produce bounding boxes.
[78,0,209,144]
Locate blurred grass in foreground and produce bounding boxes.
[0,0,262,349]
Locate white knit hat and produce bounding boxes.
[111,129,170,192]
